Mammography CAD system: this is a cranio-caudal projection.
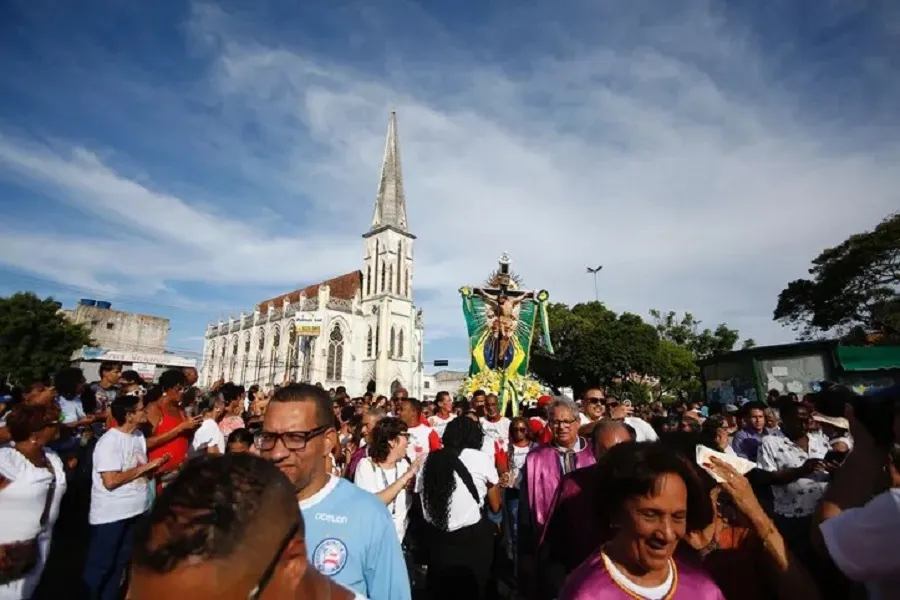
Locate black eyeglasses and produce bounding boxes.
[247,520,300,599]
[254,425,330,451]
[585,397,603,404]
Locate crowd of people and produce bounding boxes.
[0,362,898,599]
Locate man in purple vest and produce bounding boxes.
[517,397,595,593]
[536,419,634,599]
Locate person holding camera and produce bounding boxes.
[813,387,900,600]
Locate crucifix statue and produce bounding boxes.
[471,254,535,369]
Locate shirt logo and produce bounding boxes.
[315,512,348,524]
[313,538,348,576]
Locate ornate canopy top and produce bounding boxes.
[484,252,523,291]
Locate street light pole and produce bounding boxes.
[586,265,603,301]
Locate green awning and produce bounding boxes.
[835,346,900,372]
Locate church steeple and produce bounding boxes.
[367,111,411,236]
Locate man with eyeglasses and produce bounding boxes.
[257,383,410,600]
[130,453,363,600]
[517,397,595,596]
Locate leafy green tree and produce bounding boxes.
[648,310,742,360]
[0,292,93,384]
[653,339,701,399]
[774,213,899,342]
[530,302,660,397]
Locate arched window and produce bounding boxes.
[389,326,396,357]
[255,329,265,384]
[375,324,380,355]
[405,270,410,297]
[381,264,386,293]
[230,336,238,379]
[366,266,371,296]
[397,242,403,296]
[398,329,404,358]
[326,325,344,381]
[389,265,394,294]
[241,333,251,383]
[366,326,373,358]
[268,326,280,385]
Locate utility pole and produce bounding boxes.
[586,265,603,301]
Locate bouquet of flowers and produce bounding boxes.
[460,370,547,402]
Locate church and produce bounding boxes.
[200,112,425,398]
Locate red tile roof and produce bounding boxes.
[257,270,362,313]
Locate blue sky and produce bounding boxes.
[0,0,898,369]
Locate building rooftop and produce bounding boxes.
[256,270,362,314]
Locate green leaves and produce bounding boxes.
[774,212,899,341]
[0,292,94,384]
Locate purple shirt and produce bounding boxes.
[730,427,766,461]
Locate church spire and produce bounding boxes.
[369,111,409,233]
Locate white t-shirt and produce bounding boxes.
[480,417,510,454]
[579,413,590,426]
[625,416,658,442]
[417,448,498,532]
[354,457,411,542]
[820,488,900,600]
[57,396,85,424]
[428,414,456,438]
[191,419,226,457]
[508,443,534,489]
[90,428,150,525]
[603,551,674,600]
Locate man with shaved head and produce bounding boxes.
[536,419,634,599]
[130,453,363,600]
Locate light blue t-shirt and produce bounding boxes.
[300,476,410,600]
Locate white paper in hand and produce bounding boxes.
[695,445,755,484]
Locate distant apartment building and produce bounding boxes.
[63,299,195,382]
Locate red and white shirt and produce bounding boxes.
[480,416,511,454]
[407,423,442,462]
[428,413,456,439]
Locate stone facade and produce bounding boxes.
[200,112,425,398]
[63,302,169,353]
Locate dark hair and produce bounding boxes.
[435,391,451,404]
[120,370,145,386]
[593,441,712,533]
[5,402,60,442]
[99,361,121,377]
[220,383,242,404]
[132,454,299,573]
[227,428,254,448]
[369,417,409,463]
[339,405,356,424]
[158,369,186,392]
[111,395,142,426]
[422,417,485,530]
[741,401,767,416]
[472,389,486,398]
[402,398,422,416]
[270,383,333,428]
[53,367,85,399]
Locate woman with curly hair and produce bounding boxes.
[354,417,423,542]
[0,402,67,599]
[416,416,501,600]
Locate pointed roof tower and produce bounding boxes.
[365,111,414,239]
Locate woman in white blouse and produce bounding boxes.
[417,417,501,600]
[354,417,423,542]
[0,402,67,600]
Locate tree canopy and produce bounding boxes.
[774,213,900,342]
[0,292,93,384]
[530,302,660,396]
[530,303,749,400]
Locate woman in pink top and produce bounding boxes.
[559,442,724,600]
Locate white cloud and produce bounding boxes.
[1,1,898,350]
